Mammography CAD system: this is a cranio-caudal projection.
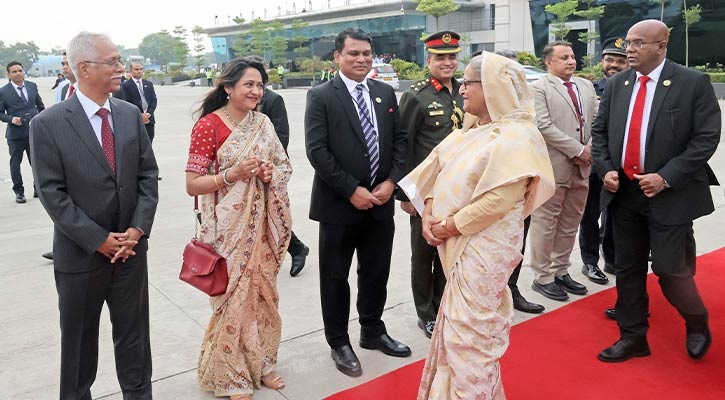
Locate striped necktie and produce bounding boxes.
[354,84,379,182]
[17,85,28,104]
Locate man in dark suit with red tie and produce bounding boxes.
[593,19,720,362]
[305,28,410,378]
[0,61,45,203]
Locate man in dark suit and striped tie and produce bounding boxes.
[0,61,45,203]
[30,31,158,399]
[305,28,410,378]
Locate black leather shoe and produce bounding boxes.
[603,263,616,274]
[360,333,411,357]
[604,307,616,320]
[512,291,545,314]
[686,318,712,360]
[15,193,26,204]
[532,281,568,301]
[598,337,651,362]
[554,274,588,295]
[289,245,309,277]
[331,344,362,377]
[33,190,39,198]
[417,319,435,338]
[42,252,54,260]
[582,263,609,285]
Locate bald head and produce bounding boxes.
[625,19,669,75]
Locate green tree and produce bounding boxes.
[248,19,270,57]
[683,1,702,67]
[191,25,207,71]
[413,0,460,31]
[0,41,40,77]
[139,32,176,67]
[575,0,606,70]
[291,19,310,66]
[268,20,288,66]
[545,0,578,40]
[171,26,190,74]
[231,17,251,58]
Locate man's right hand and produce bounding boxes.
[578,144,593,164]
[97,232,129,260]
[400,201,417,216]
[603,170,620,193]
[350,187,382,210]
[11,116,22,126]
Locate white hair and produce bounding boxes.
[66,32,113,77]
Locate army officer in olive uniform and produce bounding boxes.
[397,31,464,338]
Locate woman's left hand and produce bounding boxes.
[258,161,273,183]
[430,217,461,241]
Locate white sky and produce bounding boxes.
[0,0,333,52]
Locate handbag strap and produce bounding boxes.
[193,126,220,239]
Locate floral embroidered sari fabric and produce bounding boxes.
[186,110,292,397]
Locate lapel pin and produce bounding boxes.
[375,97,382,104]
[663,80,671,87]
[624,80,630,86]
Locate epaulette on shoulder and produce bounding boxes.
[411,79,430,93]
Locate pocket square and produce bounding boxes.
[388,107,394,113]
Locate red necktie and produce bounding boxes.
[96,108,116,173]
[563,81,583,143]
[67,84,75,98]
[623,76,650,179]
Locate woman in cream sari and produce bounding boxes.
[185,58,292,400]
[399,52,556,399]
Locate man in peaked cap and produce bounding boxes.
[396,30,464,338]
[593,37,628,96]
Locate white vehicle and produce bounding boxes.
[367,63,400,89]
[522,65,547,83]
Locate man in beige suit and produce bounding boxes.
[529,41,598,302]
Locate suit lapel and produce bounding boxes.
[332,76,367,147]
[645,60,674,146]
[368,80,386,141]
[611,70,637,163]
[548,75,578,119]
[64,96,116,177]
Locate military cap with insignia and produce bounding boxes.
[424,31,462,54]
[601,37,626,56]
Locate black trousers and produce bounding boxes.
[579,172,615,265]
[318,216,394,348]
[54,255,152,400]
[7,137,31,195]
[508,215,531,292]
[409,216,446,322]
[612,176,707,339]
[144,124,155,143]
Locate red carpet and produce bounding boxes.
[327,248,725,400]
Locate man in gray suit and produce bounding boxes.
[0,61,45,203]
[528,41,598,302]
[30,32,158,400]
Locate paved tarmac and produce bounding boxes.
[1,77,723,399]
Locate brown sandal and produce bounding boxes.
[261,371,285,390]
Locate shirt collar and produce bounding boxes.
[74,88,111,120]
[337,70,369,94]
[635,58,666,84]
[11,81,25,90]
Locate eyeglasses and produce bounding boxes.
[621,40,664,50]
[84,58,123,68]
[460,79,481,89]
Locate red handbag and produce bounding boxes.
[179,130,229,296]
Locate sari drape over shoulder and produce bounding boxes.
[398,52,555,400]
[189,111,292,397]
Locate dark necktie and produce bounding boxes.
[17,85,28,104]
[96,108,116,173]
[563,81,583,143]
[354,84,379,182]
[137,80,148,111]
[624,75,650,179]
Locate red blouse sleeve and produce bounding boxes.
[186,113,231,174]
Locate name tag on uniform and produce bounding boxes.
[429,110,445,116]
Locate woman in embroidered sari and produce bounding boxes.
[399,52,556,399]
[185,58,292,400]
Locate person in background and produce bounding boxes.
[51,73,66,89]
[186,57,292,400]
[397,31,464,338]
[400,51,555,399]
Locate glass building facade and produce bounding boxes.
[529,0,725,67]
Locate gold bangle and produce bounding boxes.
[213,174,221,189]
